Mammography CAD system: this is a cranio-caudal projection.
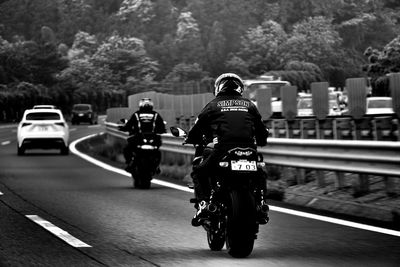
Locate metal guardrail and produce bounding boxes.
[105,121,400,177]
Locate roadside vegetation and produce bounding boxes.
[1,0,400,121]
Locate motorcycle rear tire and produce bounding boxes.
[226,189,256,258]
[140,178,151,189]
[132,175,140,188]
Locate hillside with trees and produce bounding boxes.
[1,0,400,120]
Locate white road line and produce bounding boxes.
[1,141,11,146]
[270,206,400,237]
[0,125,17,129]
[0,191,3,195]
[70,134,400,238]
[88,125,101,128]
[26,215,91,248]
[69,128,77,132]
[69,134,192,193]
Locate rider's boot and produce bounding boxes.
[191,200,209,227]
[257,201,270,225]
[125,161,135,173]
[125,153,136,173]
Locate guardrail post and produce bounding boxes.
[335,172,346,189]
[336,117,353,140]
[353,174,370,196]
[288,119,301,139]
[354,118,373,140]
[273,119,288,138]
[296,168,306,184]
[316,170,326,187]
[385,176,399,196]
[373,116,395,141]
[318,118,334,139]
[302,119,317,139]
[392,118,399,141]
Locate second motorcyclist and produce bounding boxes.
[119,98,166,173]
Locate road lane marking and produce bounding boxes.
[0,125,17,129]
[69,134,192,193]
[88,125,101,128]
[70,134,400,238]
[270,206,400,237]
[26,215,91,248]
[0,191,3,195]
[1,141,11,146]
[69,128,77,132]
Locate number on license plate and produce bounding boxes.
[231,160,257,171]
[38,126,48,131]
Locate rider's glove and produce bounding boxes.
[182,137,188,145]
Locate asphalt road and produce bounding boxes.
[0,123,399,267]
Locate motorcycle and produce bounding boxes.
[170,126,269,258]
[119,119,161,189]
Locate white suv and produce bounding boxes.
[17,109,69,155]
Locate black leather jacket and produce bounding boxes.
[186,92,268,148]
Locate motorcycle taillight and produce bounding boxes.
[257,162,266,168]
[219,162,229,167]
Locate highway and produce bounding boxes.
[0,123,399,267]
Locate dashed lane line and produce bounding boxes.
[26,215,91,248]
[70,133,400,238]
[1,141,11,145]
[0,191,3,195]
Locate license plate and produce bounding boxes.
[231,160,257,171]
[38,126,48,131]
[79,113,84,116]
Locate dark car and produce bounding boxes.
[71,104,98,125]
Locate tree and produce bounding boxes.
[93,32,159,83]
[163,62,208,82]
[0,0,60,41]
[0,27,68,86]
[235,20,288,75]
[281,16,343,82]
[175,11,206,65]
[57,0,112,45]
[363,35,400,96]
[204,21,226,76]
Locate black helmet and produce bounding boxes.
[214,73,244,96]
[139,98,153,112]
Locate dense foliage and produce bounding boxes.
[1,0,400,121]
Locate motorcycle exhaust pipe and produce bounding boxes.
[207,203,218,213]
[259,204,269,214]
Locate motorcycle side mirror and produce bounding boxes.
[170,126,187,137]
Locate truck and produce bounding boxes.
[243,76,291,117]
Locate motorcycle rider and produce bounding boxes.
[185,73,269,226]
[118,98,166,173]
